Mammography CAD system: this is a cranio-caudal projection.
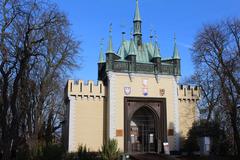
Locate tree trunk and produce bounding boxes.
[231,112,240,155]
[2,138,12,160]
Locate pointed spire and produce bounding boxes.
[173,34,180,59]
[129,32,137,55]
[107,23,114,53]
[134,0,141,22]
[117,31,127,60]
[153,33,161,58]
[99,39,104,63]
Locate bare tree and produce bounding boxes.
[192,18,240,155]
[0,0,80,159]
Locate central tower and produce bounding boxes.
[133,0,142,47]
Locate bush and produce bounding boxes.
[184,134,200,155]
[16,143,65,160]
[184,120,231,156]
[65,152,77,160]
[99,139,120,160]
[77,144,95,160]
[41,144,65,160]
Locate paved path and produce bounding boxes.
[130,153,176,160]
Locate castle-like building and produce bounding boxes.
[64,0,200,154]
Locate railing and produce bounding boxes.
[113,61,129,71]
[136,63,154,73]
[160,64,173,75]
[110,61,177,75]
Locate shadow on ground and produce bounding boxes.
[130,153,239,160]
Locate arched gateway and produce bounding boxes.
[64,0,200,154]
[130,106,158,152]
[124,97,167,153]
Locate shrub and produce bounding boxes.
[65,152,77,160]
[99,139,120,160]
[184,120,231,156]
[41,144,65,160]
[77,144,94,160]
[184,134,200,155]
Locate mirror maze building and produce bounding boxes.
[63,0,200,154]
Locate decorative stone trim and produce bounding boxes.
[173,76,180,151]
[68,96,76,152]
[107,71,117,139]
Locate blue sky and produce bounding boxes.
[53,0,240,83]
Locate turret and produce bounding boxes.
[172,34,181,76]
[151,34,161,74]
[98,39,106,81]
[133,0,142,47]
[126,37,137,72]
[105,24,120,71]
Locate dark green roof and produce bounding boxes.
[117,40,158,63]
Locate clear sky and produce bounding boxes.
[53,0,240,83]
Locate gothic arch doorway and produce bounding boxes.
[130,106,157,152]
[124,97,167,153]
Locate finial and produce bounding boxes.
[130,28,133,39]
[121,31,126,42]
[174,33,176,43]
[149,28,153,40]
[154,31,158,42]
[100,38,104,49]
[120,24,126,42]
[153,32,161,58]
[109,23,112,34]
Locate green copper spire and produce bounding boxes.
[129,33,137,55]
[107,24,114,53]
[134,0,141,21]
[153,34,161,58]
[99,39,104,63]
[173,34,180,59]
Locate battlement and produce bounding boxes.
[66,80,105,98]
[178,85,200,101]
